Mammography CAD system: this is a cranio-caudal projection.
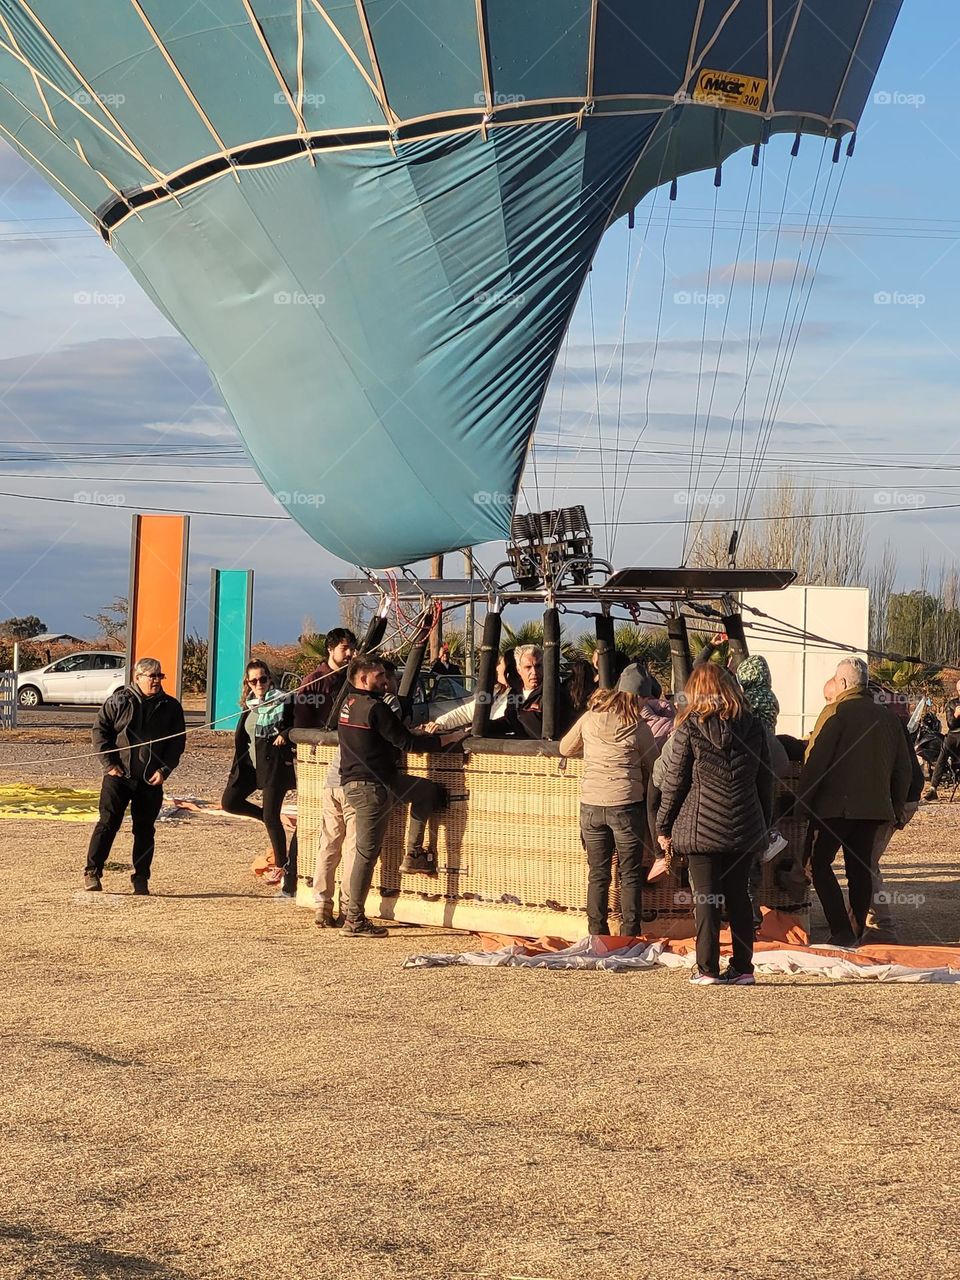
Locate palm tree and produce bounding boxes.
[870,659,939,697]
[501,618,576,661]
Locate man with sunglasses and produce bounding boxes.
[84,656,186,895]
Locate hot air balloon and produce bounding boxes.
[0,1,902,569]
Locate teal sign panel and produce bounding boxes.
[207,569,253,733]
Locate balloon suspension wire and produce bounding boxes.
[587,271,610,558]
[747,151,850,520]
[611,214,633,515]
[738,138,846,529]
[548,327,571,512]
[737,138,829,524]
[732,134,770,548]
[683,155,760,563]
[609,185,675,559]
[680,180,721,561]
[543,133,672,550]
[727,144,797,539]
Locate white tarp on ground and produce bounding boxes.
[404,937,960,984]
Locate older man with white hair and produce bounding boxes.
[84,657,186,894]
[797,657,913,946]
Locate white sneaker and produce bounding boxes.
[689,970,722,986]
[761,830,788,863]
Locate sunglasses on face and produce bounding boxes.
[249,676,269,685]
[142,673,164,680]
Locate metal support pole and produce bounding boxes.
[667,615,692,694]
[722,611,749,670]
[399,616,432,707]
[471,605,501,738]
[463,547,475,679]
[428,554,443,663]
[542,606,561,740]
[594,613,615,688]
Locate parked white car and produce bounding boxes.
[16,651,126,708]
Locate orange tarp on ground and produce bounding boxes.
[478,911,960,975]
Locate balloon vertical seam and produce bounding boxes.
[0,6,53,127]
[240,0,311,145]
[127,0,237,180]
[353,0,398,127]
[17,0,165,183]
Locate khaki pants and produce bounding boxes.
[313,786,357,914]
[864,802,917,943]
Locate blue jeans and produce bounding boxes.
[580,801,647,936]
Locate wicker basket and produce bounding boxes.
[294,737,809,938]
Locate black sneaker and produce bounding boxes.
[399,849,438,876]
[314,909,341,928]
[719,968,756,986]
[341,917,388,938]
[131,879,150,896]
[83,872,102,892]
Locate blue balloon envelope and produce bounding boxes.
[0,1,902,565]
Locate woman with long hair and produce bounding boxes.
[559,678,658,937]
[562,657,597,724]
[222,660,296,888]
[656,663,773,986]
[425,648,521,731]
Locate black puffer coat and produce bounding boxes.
[656,711,773,856]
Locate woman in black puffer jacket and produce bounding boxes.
[657,663,773,986]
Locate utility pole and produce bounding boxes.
[463,547,475,678]
[428,553,443,663]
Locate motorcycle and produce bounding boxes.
[909,702,960,787]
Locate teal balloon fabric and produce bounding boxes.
[0,1,903,566]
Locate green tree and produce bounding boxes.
[0,614,45,639]
[886,591,960,663]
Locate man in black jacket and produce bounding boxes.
[84,657,186,894]
[925,680,960,799]
[338,657,465,937]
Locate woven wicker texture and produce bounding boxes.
[295,745,809,934]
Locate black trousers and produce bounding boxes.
[580,802,647,935]
[343,780,390,924]
[342,773,441,923]
[810,817,883,941]
[931,731,960,788]
[687,851,755,977]
[221,770,291,866]
[85,774,165,883]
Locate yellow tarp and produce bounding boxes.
[0,784,101,822]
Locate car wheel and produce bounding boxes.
[17,685,42,708]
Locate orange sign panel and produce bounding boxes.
[127,514,190,701]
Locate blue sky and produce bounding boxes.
[1,2,958,643]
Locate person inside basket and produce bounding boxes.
[337,658,466,937]
[656,663,773,986]
[559,674,658,937]
[424,649,521,732]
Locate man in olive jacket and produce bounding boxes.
[797,658,912,946]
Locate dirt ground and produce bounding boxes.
[1,730,960,1280]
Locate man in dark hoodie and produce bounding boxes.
[84,657,186,894]
[338,657,465,937]
[293,627,357,731]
